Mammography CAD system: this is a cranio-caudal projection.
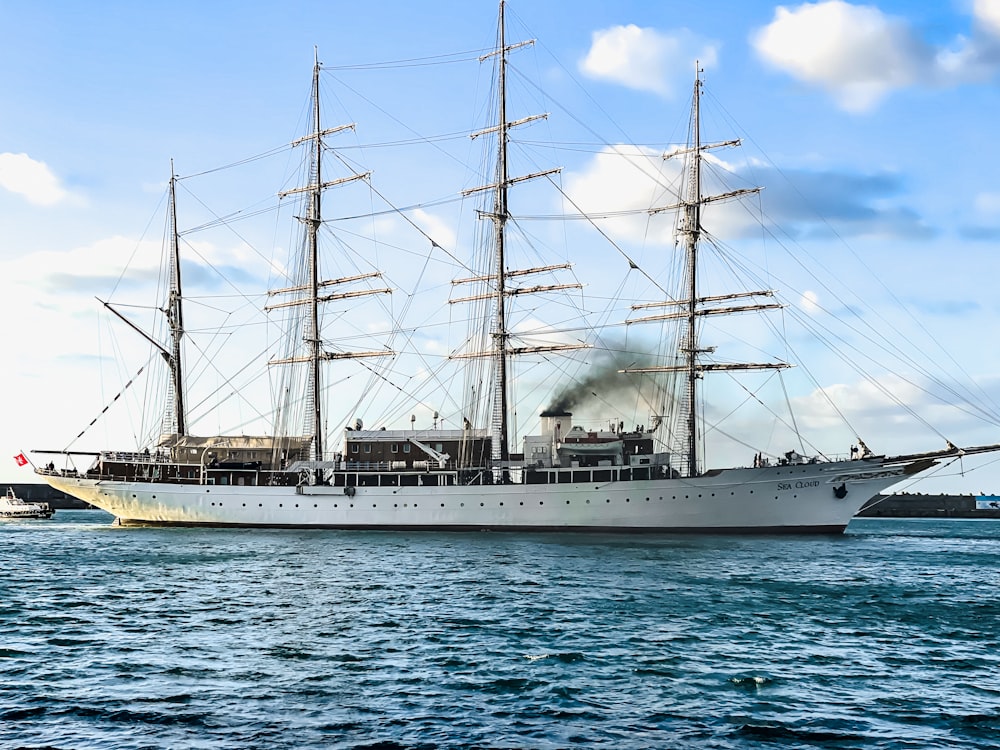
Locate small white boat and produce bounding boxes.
[0,487,53,520]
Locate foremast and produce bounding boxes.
[98,161,188,440]
[165,162,187,437]
[624,65,787,477]
[266,49,391,467]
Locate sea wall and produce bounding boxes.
[858,493,1000,519]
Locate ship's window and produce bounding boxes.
[364,444,372,453]
[391,443,398,453]
[435,443,443,452]
[351,445,359,454]
[403,444,411,453]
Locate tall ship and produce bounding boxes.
[35,4,999,531]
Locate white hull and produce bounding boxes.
[42,458,919,532]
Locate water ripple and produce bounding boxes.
[2,513,1000,748]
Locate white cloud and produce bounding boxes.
[0,152,71,205]
[974,191,1000,215]
[562,144,762,245]
[976,0,1000,37]
[580,25,718,96]
[800,290,820,314]
[412,208,457,252]
[752,2,929,112]
[753,1,1000,111]
[562,144,676,243]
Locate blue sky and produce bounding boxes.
[3,0,1000,492]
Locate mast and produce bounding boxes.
[682,68,703,478]
[453,2,576,469]
[308,50,323,462]
[494,0,511,465]
[167,160,186,437]
[267,49,390,468]
[623,64,785,477]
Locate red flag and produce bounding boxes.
[13,453,28,467]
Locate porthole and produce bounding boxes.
[480,502,484,507]
[394,503,398,508]
[313,504,317,508]
[499,502,504,507]
[440,503,445,507]
[461,502,464,507]
[566,500,570,504]
[519,501,523,506]
[242,503,246,507]
[606,498,610,503]
[626,498,630,503]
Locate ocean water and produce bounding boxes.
[2,512,999,750]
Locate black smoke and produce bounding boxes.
[544,344,655,415]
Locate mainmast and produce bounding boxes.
[494,0,511,464]
[167,161,187,437]
[267,49,391,468]
[308,52,323,461]
[451,2,578,469]
[623,64,786,477]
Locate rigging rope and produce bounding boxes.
[65,361,152,451]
